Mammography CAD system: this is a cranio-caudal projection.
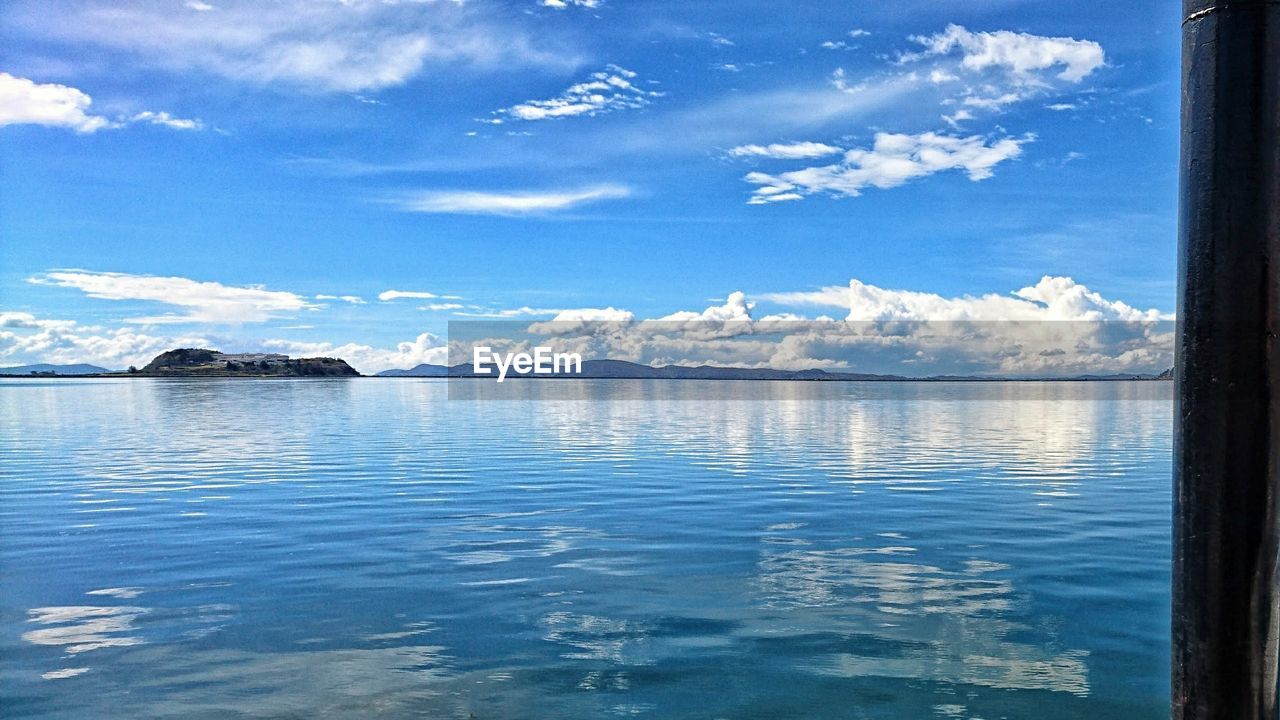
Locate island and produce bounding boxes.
[0,363,110,376]
[134,349,359,377]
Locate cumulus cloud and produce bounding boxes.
[744,131,1030,204]
[899,25,1105,113]
[727,142,843,160]
[0,311,77,331]
[761,275,1167,323]
[658,291,752,323]
[0,73,202,133]
[29,270,315,324]
[4,277,1173,376]
[9,0,571,94]
[525,278,1169,375]
[0,312,211,370]
[0,308,446,374]
[263,332,446,374]
[490,66,659,122]
[438,277,1170,377]
[906,24,1105,83]
[396,185,630,216]
[0,73,110,133]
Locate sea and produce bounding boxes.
[0,378,1172,719]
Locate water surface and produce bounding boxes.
[0,378,1172,718]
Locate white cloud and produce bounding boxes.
[1,278,1174,376]
[0,309,447,374]
[454,306,556,318]
[941,108,974,129]
[421,303,463,311]
[454,305,632,322]
[0,73,110,133]
[509,278,1170,376]
[0,311,77,331]
[540,0,600,8]
[491,66,660,122]
[315,294,366,304]
[728,142,843,160]
[658,292,752,322]
[12,0,572,94]
[761,275,1166,323]
[906,25,1105,84]
[396,184,630,216]
[0,73,204,134]
[828,67,864,94]
[185,1,214,11]
[263,332,446,374]
[0,312,211,370]
[820,29,869,51]
[29,270,315,324]
[551,307,634,322]
[878,25,1107,118]
[744,131,1030,204]
[378,290,438,302]
[130,111,202,131]
[525,307,635,335]
[1046,102,1077,111]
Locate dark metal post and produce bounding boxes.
[1175,1,1280,718]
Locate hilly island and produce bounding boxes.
[0,349,359,377]
[134,349,360,377]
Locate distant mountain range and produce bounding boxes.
[376,359,1174,382]
[0,363,110,376]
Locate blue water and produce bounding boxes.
[0,378,1172,719]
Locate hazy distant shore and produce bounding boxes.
[1,350,1174,382]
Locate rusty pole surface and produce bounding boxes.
[1174,0,1280,718]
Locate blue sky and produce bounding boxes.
[0,0,1179,372]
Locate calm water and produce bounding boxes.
[0,379,1172,719]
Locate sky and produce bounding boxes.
[0,0,1180,373]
